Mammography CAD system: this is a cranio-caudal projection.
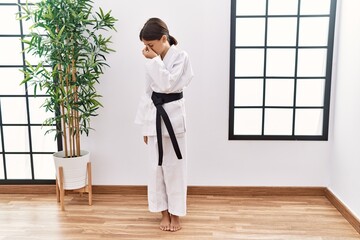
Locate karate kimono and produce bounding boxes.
[135,45,193,216]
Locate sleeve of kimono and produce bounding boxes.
[134,75,152,125]
[134,94,148,124]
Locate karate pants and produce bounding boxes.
[147,133,187,216]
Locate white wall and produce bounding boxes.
[83,0,330,187]
[329,0,360,219]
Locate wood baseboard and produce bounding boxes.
[93,186,326,196]
[92,185,147,195]
[324,188,360,234]
[0,185,358,234]
[0,185,56,194]
[0,185,325,196]
[187,186,325,196]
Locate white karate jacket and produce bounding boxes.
[135,45,194,136]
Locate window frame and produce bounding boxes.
[0,0,57,184]
[229,0,337,141]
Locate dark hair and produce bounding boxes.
[139,17,178,46]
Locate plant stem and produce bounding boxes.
[72,58,81,157]
[58,63,68,158]
[65,64,73,158]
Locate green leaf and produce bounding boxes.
[57,25,66,39]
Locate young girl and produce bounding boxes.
[135,17,194,232]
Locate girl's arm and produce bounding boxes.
[146,53,189,93]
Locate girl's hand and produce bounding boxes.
[143,136,148,145]
[142,46,157,59]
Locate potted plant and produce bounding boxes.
[18,0,117,209]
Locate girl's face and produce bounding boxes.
[142,35,170,58]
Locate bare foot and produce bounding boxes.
[170,214,182,232]
[160,210,171,231]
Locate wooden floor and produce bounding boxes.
[0,193,359,240]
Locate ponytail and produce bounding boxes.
[169,35,178,46]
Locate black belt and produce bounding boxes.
[151,91,183,166]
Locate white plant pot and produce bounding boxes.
[53,150,90,190]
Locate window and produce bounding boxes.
[229,0,337,140]
[0,0,57,184]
